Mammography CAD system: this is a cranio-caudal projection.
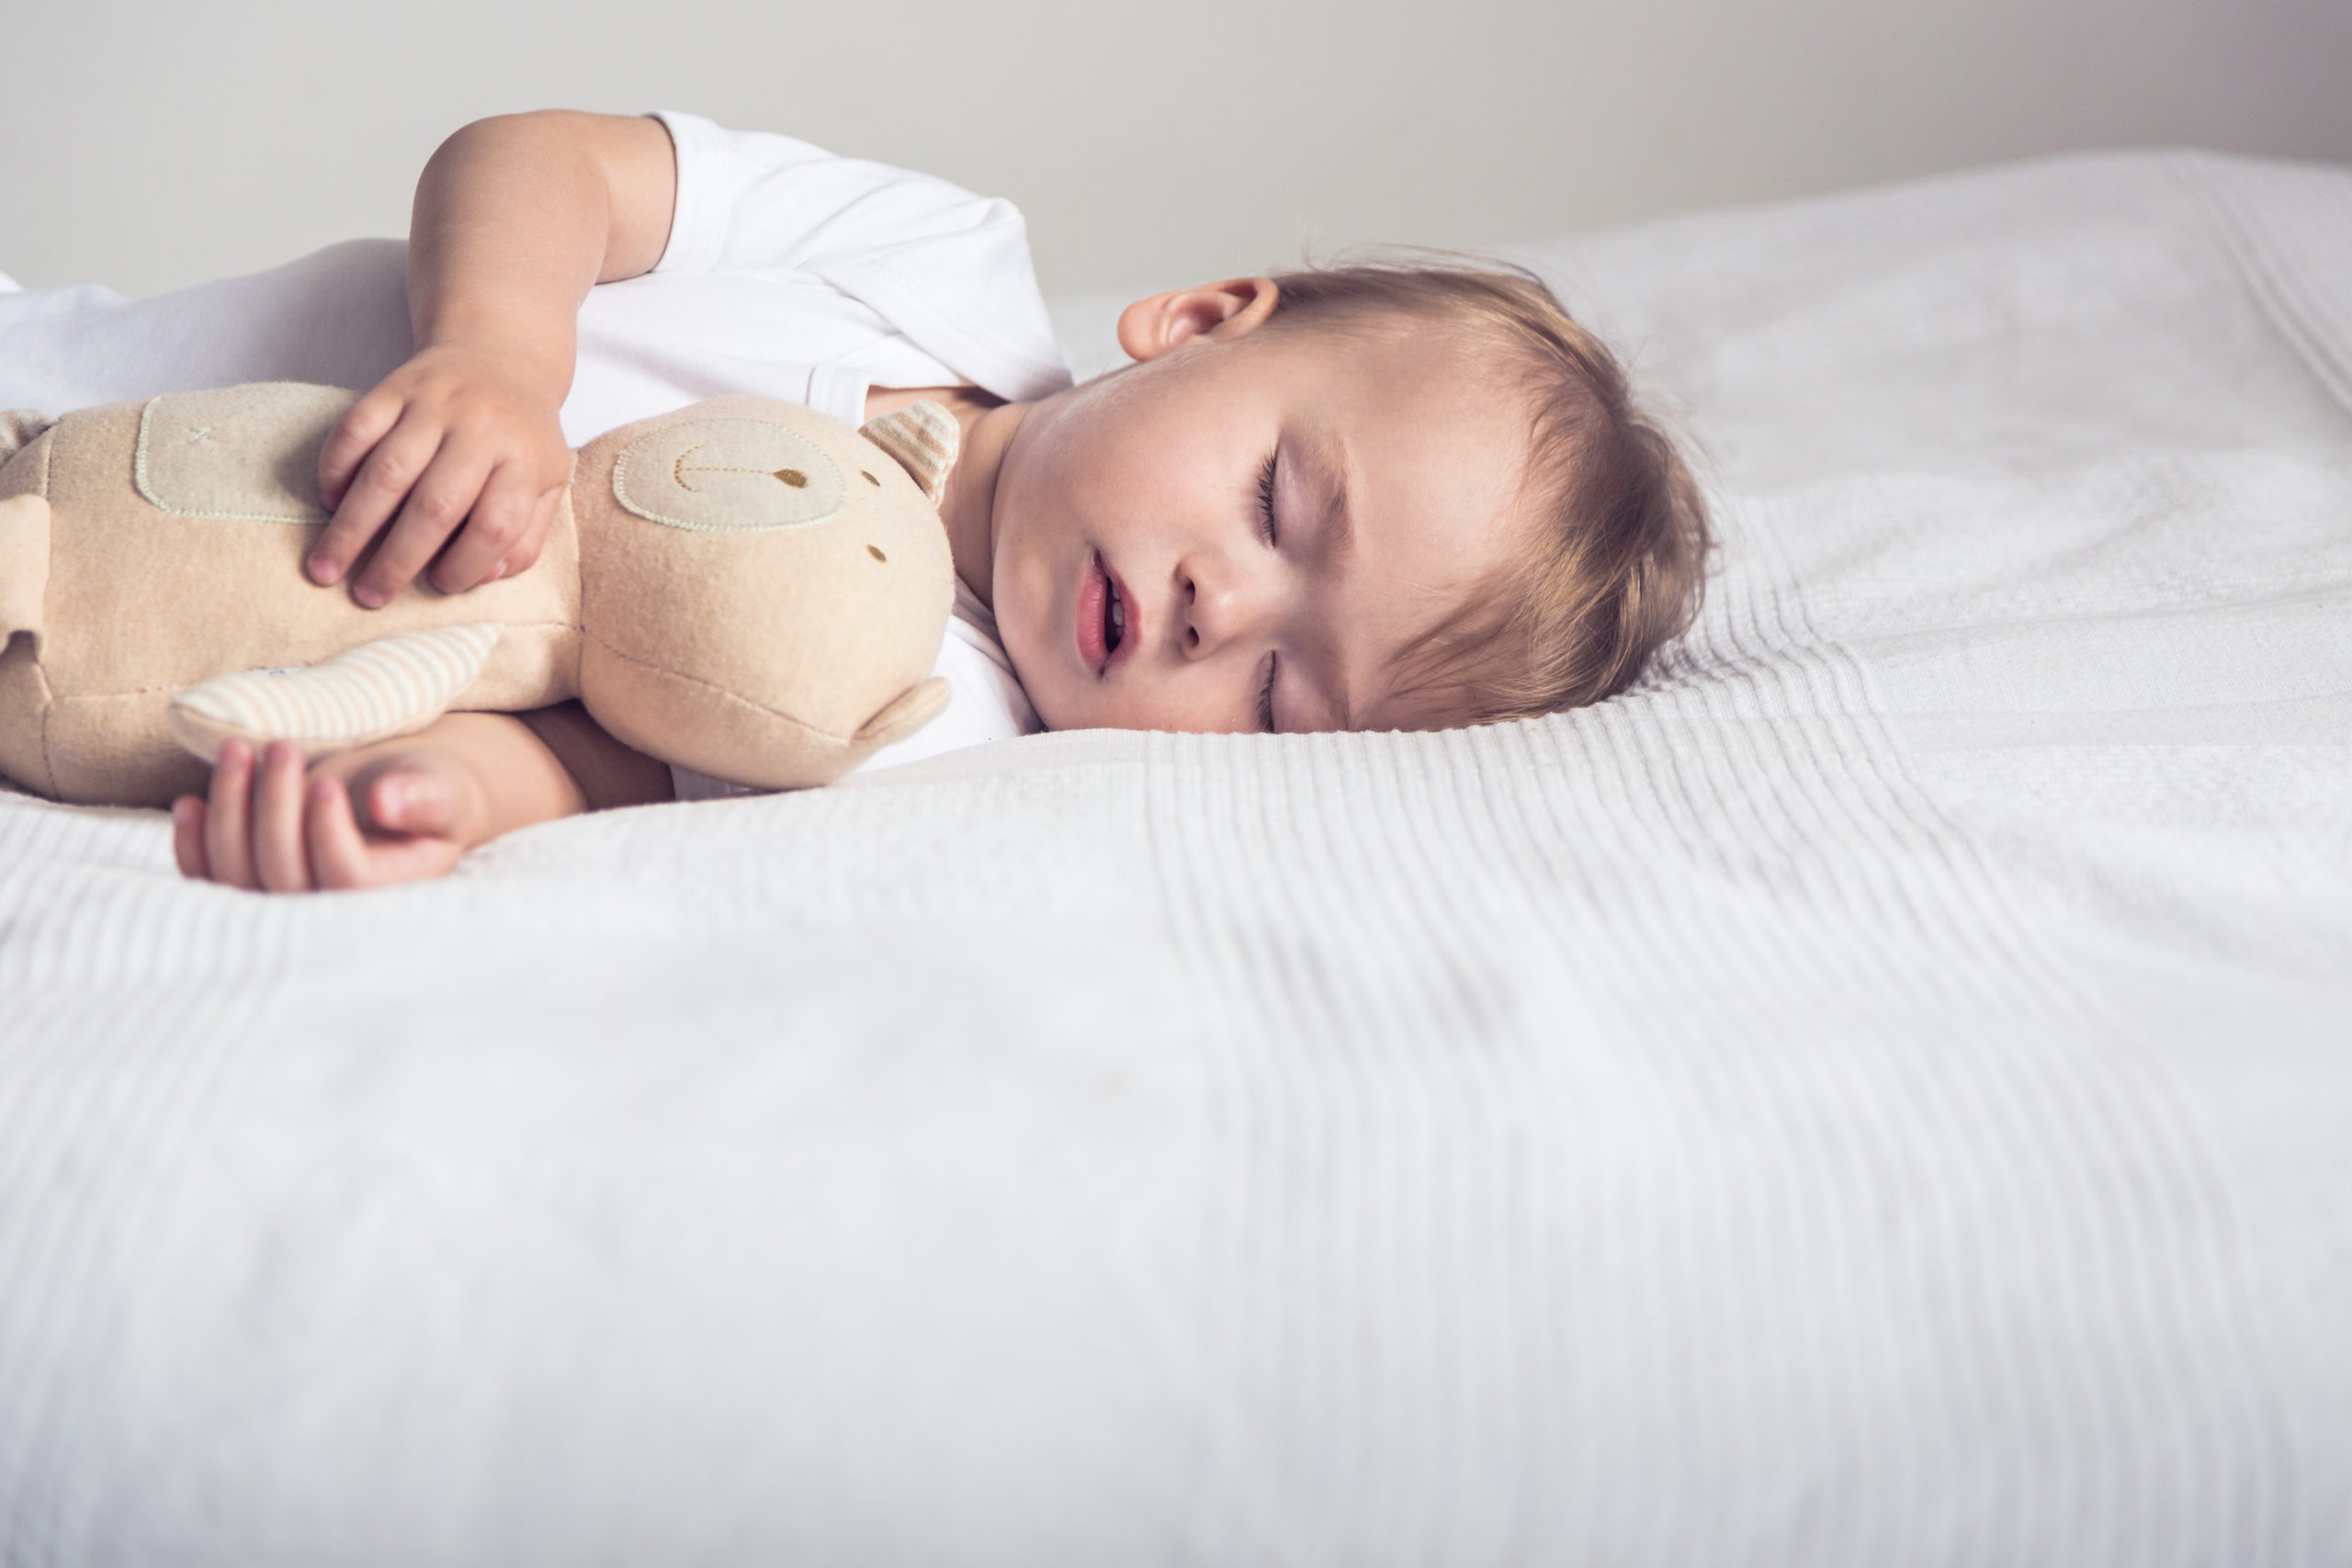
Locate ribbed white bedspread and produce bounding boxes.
[3,150,2347,1566]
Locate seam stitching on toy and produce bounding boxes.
[32,657,59,798]
[582,631,860,746]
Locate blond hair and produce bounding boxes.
[1264,256,1711,726]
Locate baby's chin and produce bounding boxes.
[1016,674,1094,734]
[988,599,1074,732]
[1009,659,1128,734]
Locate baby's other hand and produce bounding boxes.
[173,739,487,893]
[310,343,572,607]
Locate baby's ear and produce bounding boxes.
[854,677,951,750]
[859,401,959,502]
[1115,277,1279,362]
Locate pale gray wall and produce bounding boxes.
[4,0,2347,301]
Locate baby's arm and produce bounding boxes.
[172,706,672,893]
[308,111,682,606]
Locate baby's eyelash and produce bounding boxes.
[1257,451,1279,547]
[1258,652,1278,734]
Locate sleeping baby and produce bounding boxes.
[0,110,1711,892]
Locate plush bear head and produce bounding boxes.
[564,394,958,789]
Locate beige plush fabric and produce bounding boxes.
[0,384,957,806]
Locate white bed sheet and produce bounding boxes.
[2,149,2347,1565]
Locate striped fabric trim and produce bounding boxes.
[169,624,500,750]
[857,400,959,501]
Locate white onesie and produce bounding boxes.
[0,110,1069,785]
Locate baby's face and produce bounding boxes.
[988,296,1530,735]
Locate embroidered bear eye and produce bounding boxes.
[774,468,808,488]
[868,545,888,562]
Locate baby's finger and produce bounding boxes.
[251,741,315,893]
[171,795,210,880]
[428,460,540,593]
[511,484,564,576]
[316,389,403,512]
[362,767,463,840]
[479,489,560,584]
[305,777,373,891]
[309,420,447,590]
[351,447,496,607]
[203,741,259,890]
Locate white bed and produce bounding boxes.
[2,148,2347,1565]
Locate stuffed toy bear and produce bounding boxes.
[0,383,959,807]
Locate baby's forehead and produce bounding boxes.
[1302,434,1542,732]
[1275,296,1537,367]
[1277,318,1546,455]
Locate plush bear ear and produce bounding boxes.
[0,494,47,644]
[854,676,952,750]
[857,400,959,502]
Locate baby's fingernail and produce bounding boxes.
[308,556,341,585]
[354,583,385,609]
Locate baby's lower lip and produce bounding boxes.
[1075,550,1111,675]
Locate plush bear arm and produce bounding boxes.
[855,677,951,750]
[168,624,503,766]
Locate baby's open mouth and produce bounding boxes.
[1078,551,1135,677]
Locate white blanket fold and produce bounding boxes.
[2,149,2347,1565]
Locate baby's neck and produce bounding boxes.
[863,386,1024,612]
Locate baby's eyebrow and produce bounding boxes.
[1313,431,1360,729]
[1281,428,1359,732]
[1305,427,1356,564]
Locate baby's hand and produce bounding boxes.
[309,344,573,607]
[172,739,487,893]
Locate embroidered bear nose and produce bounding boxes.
[616,420,846,532]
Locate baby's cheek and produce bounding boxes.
[990,553,1063,679]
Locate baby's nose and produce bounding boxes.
[1181,560,1266,656]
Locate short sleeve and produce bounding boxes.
[646,111,1071,402]
[649,110,854,279]
[646,110,743,277]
